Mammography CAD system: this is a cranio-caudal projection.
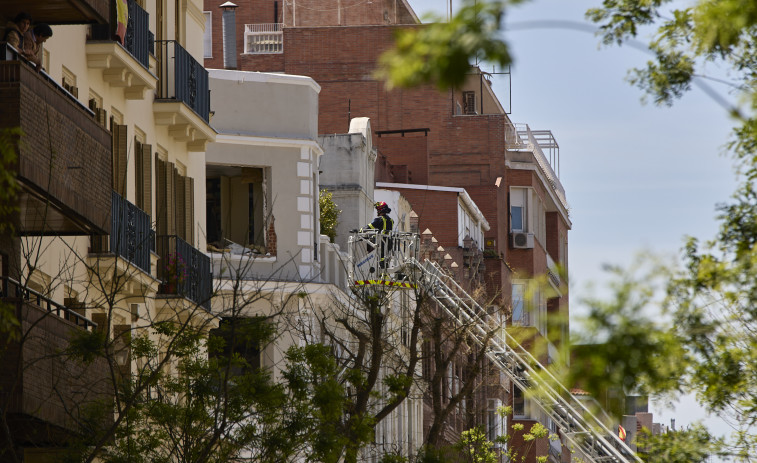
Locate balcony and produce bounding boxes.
[156,235,212,309]
[0,0,108,25]
[154,40,215,151]
[0,277,111,446]
[91,190,155,275]
[0,51,112,235]
[87,0,157,99]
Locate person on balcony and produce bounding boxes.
[3,12,31,51]
[22,23,52,71]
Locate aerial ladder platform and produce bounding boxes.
[348,231,641,463]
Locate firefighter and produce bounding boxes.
[361,202,394,271]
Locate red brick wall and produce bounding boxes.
[395,189,460,249]
[376,132,429,185]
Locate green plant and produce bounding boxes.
[319,189,341,243]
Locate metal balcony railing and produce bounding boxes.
[156,235,212,309]
[0,276,98,331]
[155,40,210,122]
[91,190,154,274]
[89,0,150,69]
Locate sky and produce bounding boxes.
[409,0,738,442]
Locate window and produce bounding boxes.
[511,282,528,325]
[244,23,283,54]
[510,188,526,232]
[487,399,503,442]
[134,133,152,216]
[61,66,78,98]
[88,92,108,127]
[205,167,267,251]
[156,157,195,243]
[513,385,526,417]
[111,122,128,196]
[203,12,212,58]
[463,91,476,115]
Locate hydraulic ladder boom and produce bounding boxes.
[348,231,641,463]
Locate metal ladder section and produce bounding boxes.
[408,259,641,463]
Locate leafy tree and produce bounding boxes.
[635,424,722,463]
[319,189,341,243]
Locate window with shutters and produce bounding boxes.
[155,157,194,244]
[134,138,152,215]
[462,91,476,115]
[111,122,128,196]
[88,92,108,127]
[62,67,78,98]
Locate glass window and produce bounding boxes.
[511,205,523,231]
[512,283,525,324]
[203,12,212,58]
[513,385,525,417]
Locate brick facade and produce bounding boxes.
[0,62,112,235]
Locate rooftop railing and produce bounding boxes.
[505,121,568,210]
[155,40,210,122]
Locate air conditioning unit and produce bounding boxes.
[510,232,534,249]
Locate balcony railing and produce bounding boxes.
[0,276,97,331]
[156,235,212,309]
[155,40,210,122]
[89,0,150,68]
[91,190,154,274]
[244,23,283,54]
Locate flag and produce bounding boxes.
[115,0,129,45]
[618,424,627,441]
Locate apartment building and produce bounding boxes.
[0,0,214,460]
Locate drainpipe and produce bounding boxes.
[220,1,238,69]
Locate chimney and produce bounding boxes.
[220,1,238,69]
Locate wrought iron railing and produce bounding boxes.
[156,235,212,309]
[0,276,98,331]
[91,190,154,274]
[155,40,210,122]
[89,0,150,69]
[125,0,150,67]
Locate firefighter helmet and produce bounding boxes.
[375,201,391,215]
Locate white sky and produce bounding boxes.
[409,0,737,444]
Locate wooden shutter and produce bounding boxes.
[167,162,176,236]
[135,142,152,216]
[186,176,194,245]
[112,124,128,196]
[155,157,167,236]
[176,174,186,241]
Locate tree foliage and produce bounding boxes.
[376,0,516,90]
